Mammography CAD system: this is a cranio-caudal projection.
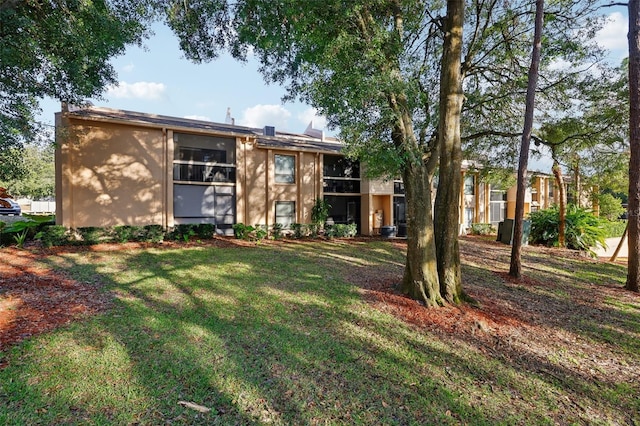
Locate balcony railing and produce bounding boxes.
[323,178,361,194]
[173,162,236,183]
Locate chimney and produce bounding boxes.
[304,121,325,141]
[264,126,276,136]
[225,107,234,125]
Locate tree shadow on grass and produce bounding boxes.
[1,238,639,424]
[1,242,492,424]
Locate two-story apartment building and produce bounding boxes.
[55,106,558,236]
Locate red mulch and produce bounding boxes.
[0,248,109,367]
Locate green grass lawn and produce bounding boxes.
[1,238,638,425]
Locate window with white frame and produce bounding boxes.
[489,189,507,224]
[275,201,295,227]
[275,154,295,183]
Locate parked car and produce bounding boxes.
[0,198,21,215]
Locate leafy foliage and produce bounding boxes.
[598,193,626,221]
[601,220,627,239]
[0,140,55,199]
[469,223,496,236]
[311,198,331,225]
[529,205,606,254]
[0,0,153,180]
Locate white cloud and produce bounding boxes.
[184,115,211,122]
[596,12,628,51]
[122,63,135,73]
[297,107,328,130]
[238,104,291,129]
[106,81,166,100]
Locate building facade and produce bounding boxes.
[55,107,558,236]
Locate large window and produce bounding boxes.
[323,155,361,194]
[275,201,295,226]
[275,154,295,183]
[173,135,236,183]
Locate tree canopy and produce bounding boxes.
[0,0,153,181]
[160,0,616,304]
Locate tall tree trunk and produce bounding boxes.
[552,159,567,248]
[400,158,443,307]
[627,0,640,292]
[509,0,544,278]
[434,0,464,304]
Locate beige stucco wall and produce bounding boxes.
[57,118,166,228]
[237,144,321,227]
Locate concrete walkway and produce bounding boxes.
[593,236,627,259]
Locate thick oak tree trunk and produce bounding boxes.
[400,162,443,307]
[434,0,464,304]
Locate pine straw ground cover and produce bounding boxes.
[0,236,638,425]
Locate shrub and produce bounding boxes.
[326,223,357,238]
[601,220,627,238]
[271,223,284,239]
[232,223,254,240]
[311,198,331,225]
[111,225,136,243]
[142,225,165,243]
[598,193,626,221]
[290,223,308,239]
[254,224,268,241]
[529,204,606,254]
[40,225,71,247]
[77,227,106,245]
[308,223,321,238]
[195,223,216,239]
[2,218,48,247]
[470,223,496,235]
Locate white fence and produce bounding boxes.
[20,200,56,214]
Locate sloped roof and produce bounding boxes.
[63,106,343,154]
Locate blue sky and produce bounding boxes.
[38,7,629,144]
[38,23,328,135]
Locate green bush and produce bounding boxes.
[290,223,308,239]
[168,224,195,242]
[529,204,606,254]
[1,217,48,246]
[195,223,216,239]
[111,225,136,243]
[601,220,627,238]
[470,223,496,235]
[598,193,626,221]
[311,198,331,225]
[254,224,268,241]
[40,225,71,247]
[232,223,254,240]
[77,227,106,245]
[271,223,284,240]
[326,223,357,238]
[142,225,165,243]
